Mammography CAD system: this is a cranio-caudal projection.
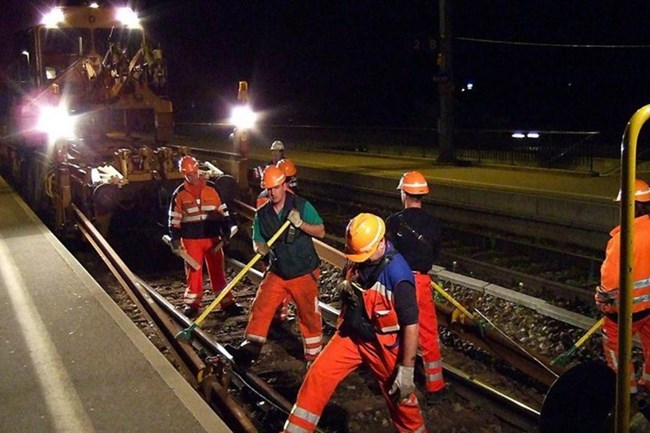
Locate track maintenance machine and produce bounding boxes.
[0,4,253,237]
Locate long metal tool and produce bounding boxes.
[551,317,604,366]
[162,235,201,270]
[473,308,559,379]
[431,281,476,321]
[176,220,291,340]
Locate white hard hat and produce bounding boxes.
[270,140,285,151]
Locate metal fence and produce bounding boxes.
[176,123,606,172]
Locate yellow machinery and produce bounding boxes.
[0,5,251,236]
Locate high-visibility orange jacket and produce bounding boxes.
[598,215,650,315]
[168,179,228,240]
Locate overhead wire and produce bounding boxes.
[456,36,650,49]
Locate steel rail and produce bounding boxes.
[231,199,545,429]
[72,204,258,433]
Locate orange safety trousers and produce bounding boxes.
[602,315,650,393]
[283,332,427,433]
[182,237,233,309]
[414,273,445,392]
[245,270,323,360]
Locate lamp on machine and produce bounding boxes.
[229,105,257,130]
[36,104,77,144]
[116,7,141,28]
[41,7,65,27]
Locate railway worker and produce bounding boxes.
[283,213,427,433]
[596,178,650,394]
[168,155,243,318]
[386,171,447,403]
[231,165,325,366]
[252,140,287,183]
[256,158,298,208]
[256,158,300,323]
[269,139,286,165]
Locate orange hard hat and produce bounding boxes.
[345,213,386,263]
[397,171,429,195]
[277,159,297,177]
[261,165,286,189]
[179,155,199,175]
[615,179,650,202]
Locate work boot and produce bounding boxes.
[227,341,262,368]
[426,384,451,405]
[634,391,650,422]
[182,305,199,319]
[222,302,245,316]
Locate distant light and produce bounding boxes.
[230,105,257,129]
[526,132,540,139]
[466,82,474,90]
[512,132,525,139]
[116,7,141,28]
[42,7,65,27]
[89,2,100,8]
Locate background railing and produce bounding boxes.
[175,123,648,174]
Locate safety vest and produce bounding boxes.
[257,194,320,280]
[352,244,415,334]
[599,215,650,314]
[168,180,225,239]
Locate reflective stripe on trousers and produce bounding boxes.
[414,273,445,392]
[283,332,427,433]
[602,314,650,393]
[182,237,232,308]
[246,270,323,360]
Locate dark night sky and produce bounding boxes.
[3,1,650,140]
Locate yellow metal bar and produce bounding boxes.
[574,317,604,349]
[431,281,476,321]
[177,220,291,340]
[616,104,650,433]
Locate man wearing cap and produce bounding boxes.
[269,139,286,165]
[252,140,287,184]
[596,178,650,393]
[231,165,325,367]
[386,171,447,403]
[283,213,426,433]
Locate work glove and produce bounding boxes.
[595,285,617,313]
[337,280,358,307]
[255,242,270,257]
[389,365,416,403]
[287,208,303,228]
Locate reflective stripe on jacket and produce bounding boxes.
[599,215,650,314]
[355,245,414,334]
[168,179,226,239]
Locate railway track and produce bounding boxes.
[74,198,560,432]
[62,140,636,432]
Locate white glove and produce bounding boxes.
[254,242,270,257]
[389,365,415,402]
[287,209,303,228]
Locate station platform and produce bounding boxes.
[0,177,231,432]
[234,142,642,252]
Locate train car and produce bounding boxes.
[0,4,251,237]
